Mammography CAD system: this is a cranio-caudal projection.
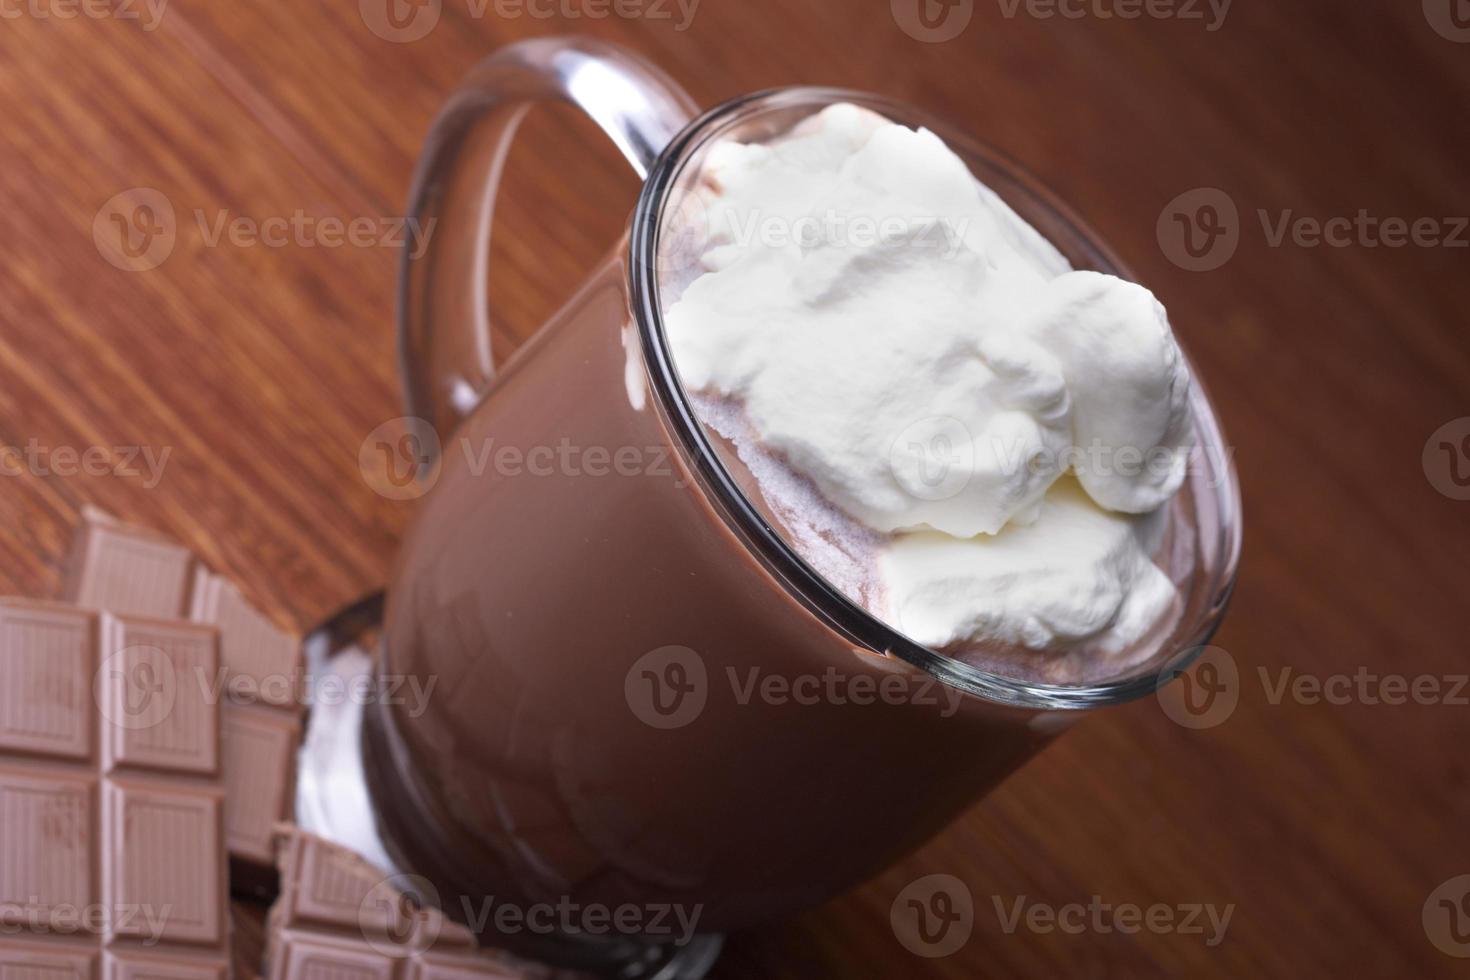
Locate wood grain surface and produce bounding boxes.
[1,1,1466,976]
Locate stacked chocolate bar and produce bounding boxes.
[1,507,556,980]
[266,828,546,980]
[61,507,305,889]
[0,506,312,980]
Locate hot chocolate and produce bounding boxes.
[366,72,1239,974]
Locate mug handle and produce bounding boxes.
[397,37,698,451]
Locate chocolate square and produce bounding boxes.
[63,510,194,621]
[97,616,219,778]
[0,600,95,762]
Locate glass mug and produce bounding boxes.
[354,35,1240,978]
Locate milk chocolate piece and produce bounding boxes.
[62,507,195,619]
[266,830,543,980]
[62,512,306,884]
[190,571,302,710]
[190,573,304,887]
[0,597,230,979]
[221,704,301,867]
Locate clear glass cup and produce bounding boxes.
[352,36,1241,979]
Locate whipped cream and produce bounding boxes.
[663,103,1193,664]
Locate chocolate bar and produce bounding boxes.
[60,509,305,886]
[266,829,546,980]
[0,597,230,980]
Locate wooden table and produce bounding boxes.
[2,1,1466,976]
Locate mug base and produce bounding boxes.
[294,592,724,980]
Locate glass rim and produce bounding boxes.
[627,86,1242,710]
